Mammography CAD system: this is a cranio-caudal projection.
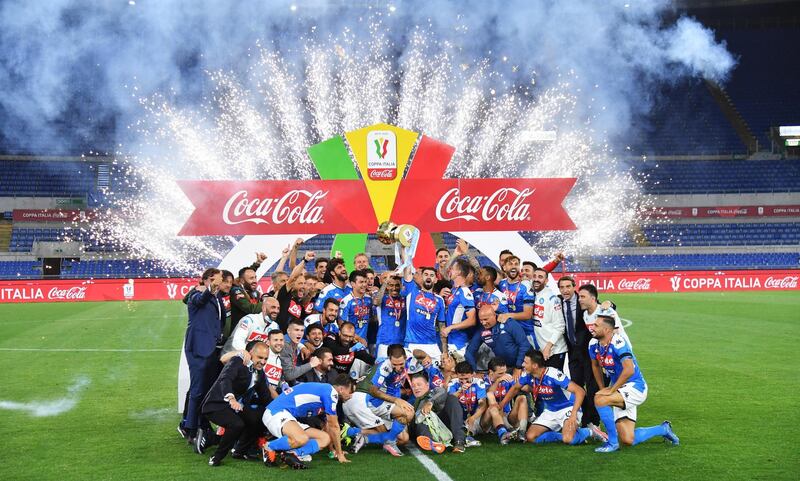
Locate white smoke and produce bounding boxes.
[0,0,734,153]
[0,375,90,417]
[0,1,736,268]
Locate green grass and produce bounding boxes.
[0,292,798,480]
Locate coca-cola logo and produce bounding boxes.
[222,189,327,226]
[48,286,87,300]
[617,278,652,291]
[368,169,396,180]
[764,276,799,289]
[435,187,533,222]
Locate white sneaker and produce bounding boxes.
[351,433,368,454]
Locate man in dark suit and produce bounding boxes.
[557,275,598,426]
[298,347,337,384]
[182,268,225,448]
[201,342,272,466]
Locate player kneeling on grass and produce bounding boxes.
[261,379,350,469]
[484,357,528,440]
[506,349,604,446]
[449,361,514,445]
[340,374,409,457]
[344,343,415,455]
[589,315,679,453]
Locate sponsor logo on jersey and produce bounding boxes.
[414,293,437,312]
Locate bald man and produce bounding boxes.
[202,342,273,466]
[220,297,280,358]
[465,305,529,375]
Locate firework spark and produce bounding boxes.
[87,23,649,274]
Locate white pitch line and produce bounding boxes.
[408,446,456,481]
[28,315,185,322]
[620,317,633,328]
[0,348,179,352]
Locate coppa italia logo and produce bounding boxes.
[177,123,576,246]
[367,130,397,180]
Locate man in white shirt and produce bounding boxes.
[577,284,632,348]
[220,297,280,357]
[530,268,568,370]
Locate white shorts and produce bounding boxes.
[343,392,394,430]
[613,382,648,422]
[467,411,514,434]
[262,409,309,438]
[531,406,582,432]
[406,343,442,365]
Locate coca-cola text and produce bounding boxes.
[223,189,326,226]
[435,187,533,222]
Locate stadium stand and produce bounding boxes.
[721,28,800,149]
[0,25,798,280]
[629,79,745,156]
[635,159,800,194]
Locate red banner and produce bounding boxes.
[0,277,273,304]
[178,178,576,235]
[12,209,98,222]
[0,269,796,303]
[643,205,800,219]
[390,178,576,231]
[569,269,799,293]
[177,180,378,235]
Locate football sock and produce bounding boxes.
[367,421,405,444]
[571,428,591,445]
[633,425,667,445]
[346,427,361,437]
[268,436,291,451]
[534,431,562,444]
[295,439,320,456]
[596,406,619,445]
[496,426,508,440]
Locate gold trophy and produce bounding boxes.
[377,221,420,274]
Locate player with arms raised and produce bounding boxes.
[402,265,446,362]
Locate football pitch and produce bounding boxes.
[0,291,797,480]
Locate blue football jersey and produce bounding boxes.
[339,293,372,339]
[402,279,445,346]
[448,377,487,418]
[313,283,352,313]
[267,382,338,418]
[474,287,509,314]
[483,374,516,414]
[376,294,406,345]
[588,334,646,391]
[498,279,531,314]
[368,357,409,407]
[518,367,573,412]
[445,286,476,349]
